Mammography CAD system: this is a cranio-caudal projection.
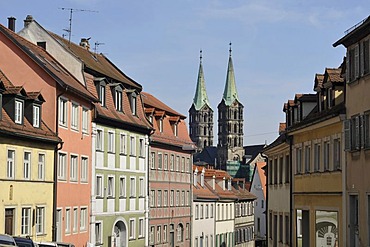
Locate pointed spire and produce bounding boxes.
[223,42,239,106]
[193,49,212,111]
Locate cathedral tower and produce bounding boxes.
[189,50,214,151]
[217,44,244,173]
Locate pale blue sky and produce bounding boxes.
[1,1,369,145]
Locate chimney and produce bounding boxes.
[7,17,16,32]
[222,177,226,190]
[80,38,91,50]
[201,168,205,187]
[212,175,216,190]
[193,167,198,186]
[24,15,33,27]
[228,179,232,191]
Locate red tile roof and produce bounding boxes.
[0,24,97,102]
[255,162,266,199]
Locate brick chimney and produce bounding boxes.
[7,17,16,32]
[24,15,33,27]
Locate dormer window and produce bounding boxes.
[33,105,40,128]
[130,93,137,115]
[159,118,163,133]
[15,99,24,124]
[174,123,178,136]
[115,89,122,112]
[99,84,106,107]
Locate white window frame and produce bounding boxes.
[7,149,15,179]
[33,105,40,128]
[129,218,135,239]
[36,206,45,235]
[130,177,136,197]
[119,176,126,197]
[130,136,136,156]
[115,89,122,111]
[96,175,103,197]
[21,207,31,235]
[108,131,115,153]
[82,107,89,134]
[99,84,106,107]
[96,129,103,151]
[158,152,163,169]
[73,207,78,232]
[95,222,102,245]
[65,208,71,233]
[70,154,78,181]
[150,190,155,207]
[164,190,168,207]
[38,153,45,180]
[59,97,68,127]
[71,102,79,130]
[58,152,66,180]
[157,225,161,244]
[139,177,145,197]
[80,207,87,231]
[15,99,23,124]
[138,218,144,238]
[164,154,168,170]
[139,138,145,157]
[120,133,127,154]
[23,151,31,180]
[150,152,155,169]
[81,156,88,182]
[107,176,114,197]
[158,190,162,207]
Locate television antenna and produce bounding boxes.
[59,7,98,45]
[94,41,105,54]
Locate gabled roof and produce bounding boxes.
[50,32,142,90]
[142,91,185,118]
[0,24,97,102]
[333,16,370,48]
[323,68,344,86]
[314,73,324,91]
[251,162,266,199]
[294,93,316,103]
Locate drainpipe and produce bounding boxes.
[52,86,68,241]
[288,134,293,247]
[145,135,150,247]
[261,152,268,244]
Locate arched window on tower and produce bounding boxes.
[204,140,207,147]
[204,113,208,122]
[234,123,237,133]
[234,137,238,147]
[234,110,237,119]
[204,126,207,135]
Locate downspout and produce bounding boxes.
[261,153,268,243]
[52,86,68,241]
[288,134,293,247]
[145,134,150,247]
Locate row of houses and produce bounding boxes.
[0,15,258,247]
[263,15,370,247]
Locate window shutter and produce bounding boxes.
[360,42,364,76]
[361,115,365,149]
[344,119,351,151]
[365,114,370,148]
[355,45,360,79]
[346,50,350,83]
[355,116,360,150]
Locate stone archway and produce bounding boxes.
[112,220,127,247]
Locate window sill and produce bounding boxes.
[119,196,127,199]
[107,196,115,199]
[96,196,104,199]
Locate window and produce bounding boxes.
[159,118,163,132]
[157,226,161,243]
[21,207,31,235]
[304,145,310,173]
[150,190,155,207]
[363,39,370,75]
[130,177,136,197]
[115,89,122,111]
[333,138,341,170]
[82,107,89,133]
[351,115,361,150]
[107,176,114,197]
[176,156,180,171]
[38,153,45,180]
[211,204,214,218]
[33,105,40,128]
[200,204,204,219]
[176,190,180,206]
[36,207,45,234]
[139,218,144,238]
[7,150,15,179]
[186,191,190,206]
[99,84,106,107]
[139,178,145,197]
[15,100,23,124]
[130,136,136,156]
[158,190,162,207]
[81,157,88,182]
[150,226,155,244]
[73,208,78,232]
[195,204,199,219]
[324,141,330,171]
[139,139,145,157]
[177,224,183,242]
[164,154,168,170]
[65,208,71,233]
[96,129,103,151]
[181,157,185,172]
[279,214,283,242]
[108,131,114,153]
[120,177,126,197]
[296,148,302,174]
[285,154,290,183]
[181,191,185,206]
[58,153,66,180]
[80,208,87,231]
[314,143,321,171]
[129,219,135,239]
[23,152,31,179]
[96,175,103,197]
[163,225,167,243]
[71,102,79,130]
[186,223,190,240]
[150,152,155,169]
[158,153,163,169]
[285,215,289,244]
[131,93,137,115]
[186,158,190,172]
[170,190,174,206]
[120,134,127,154]
[59,97,67,126]
[70,155,78,181]
[95,222,102,244]
[164,190,168,206]
[170,154,174,171]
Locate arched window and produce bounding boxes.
[204,113,208,122]
[234,137,238,147]
[234,110,237,119]
[234,124,237,133]
[204,126,207,135]
[204,140,207,147]
[177,224,183,242]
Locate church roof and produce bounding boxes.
[222,45,240,106]
[192,51,212,111]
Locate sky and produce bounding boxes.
[1,1,369,145]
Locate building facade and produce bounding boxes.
[333,15,370,247]
[142,92,194,247]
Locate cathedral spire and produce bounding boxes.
[223,42,239,106]
[193,50,211,111]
